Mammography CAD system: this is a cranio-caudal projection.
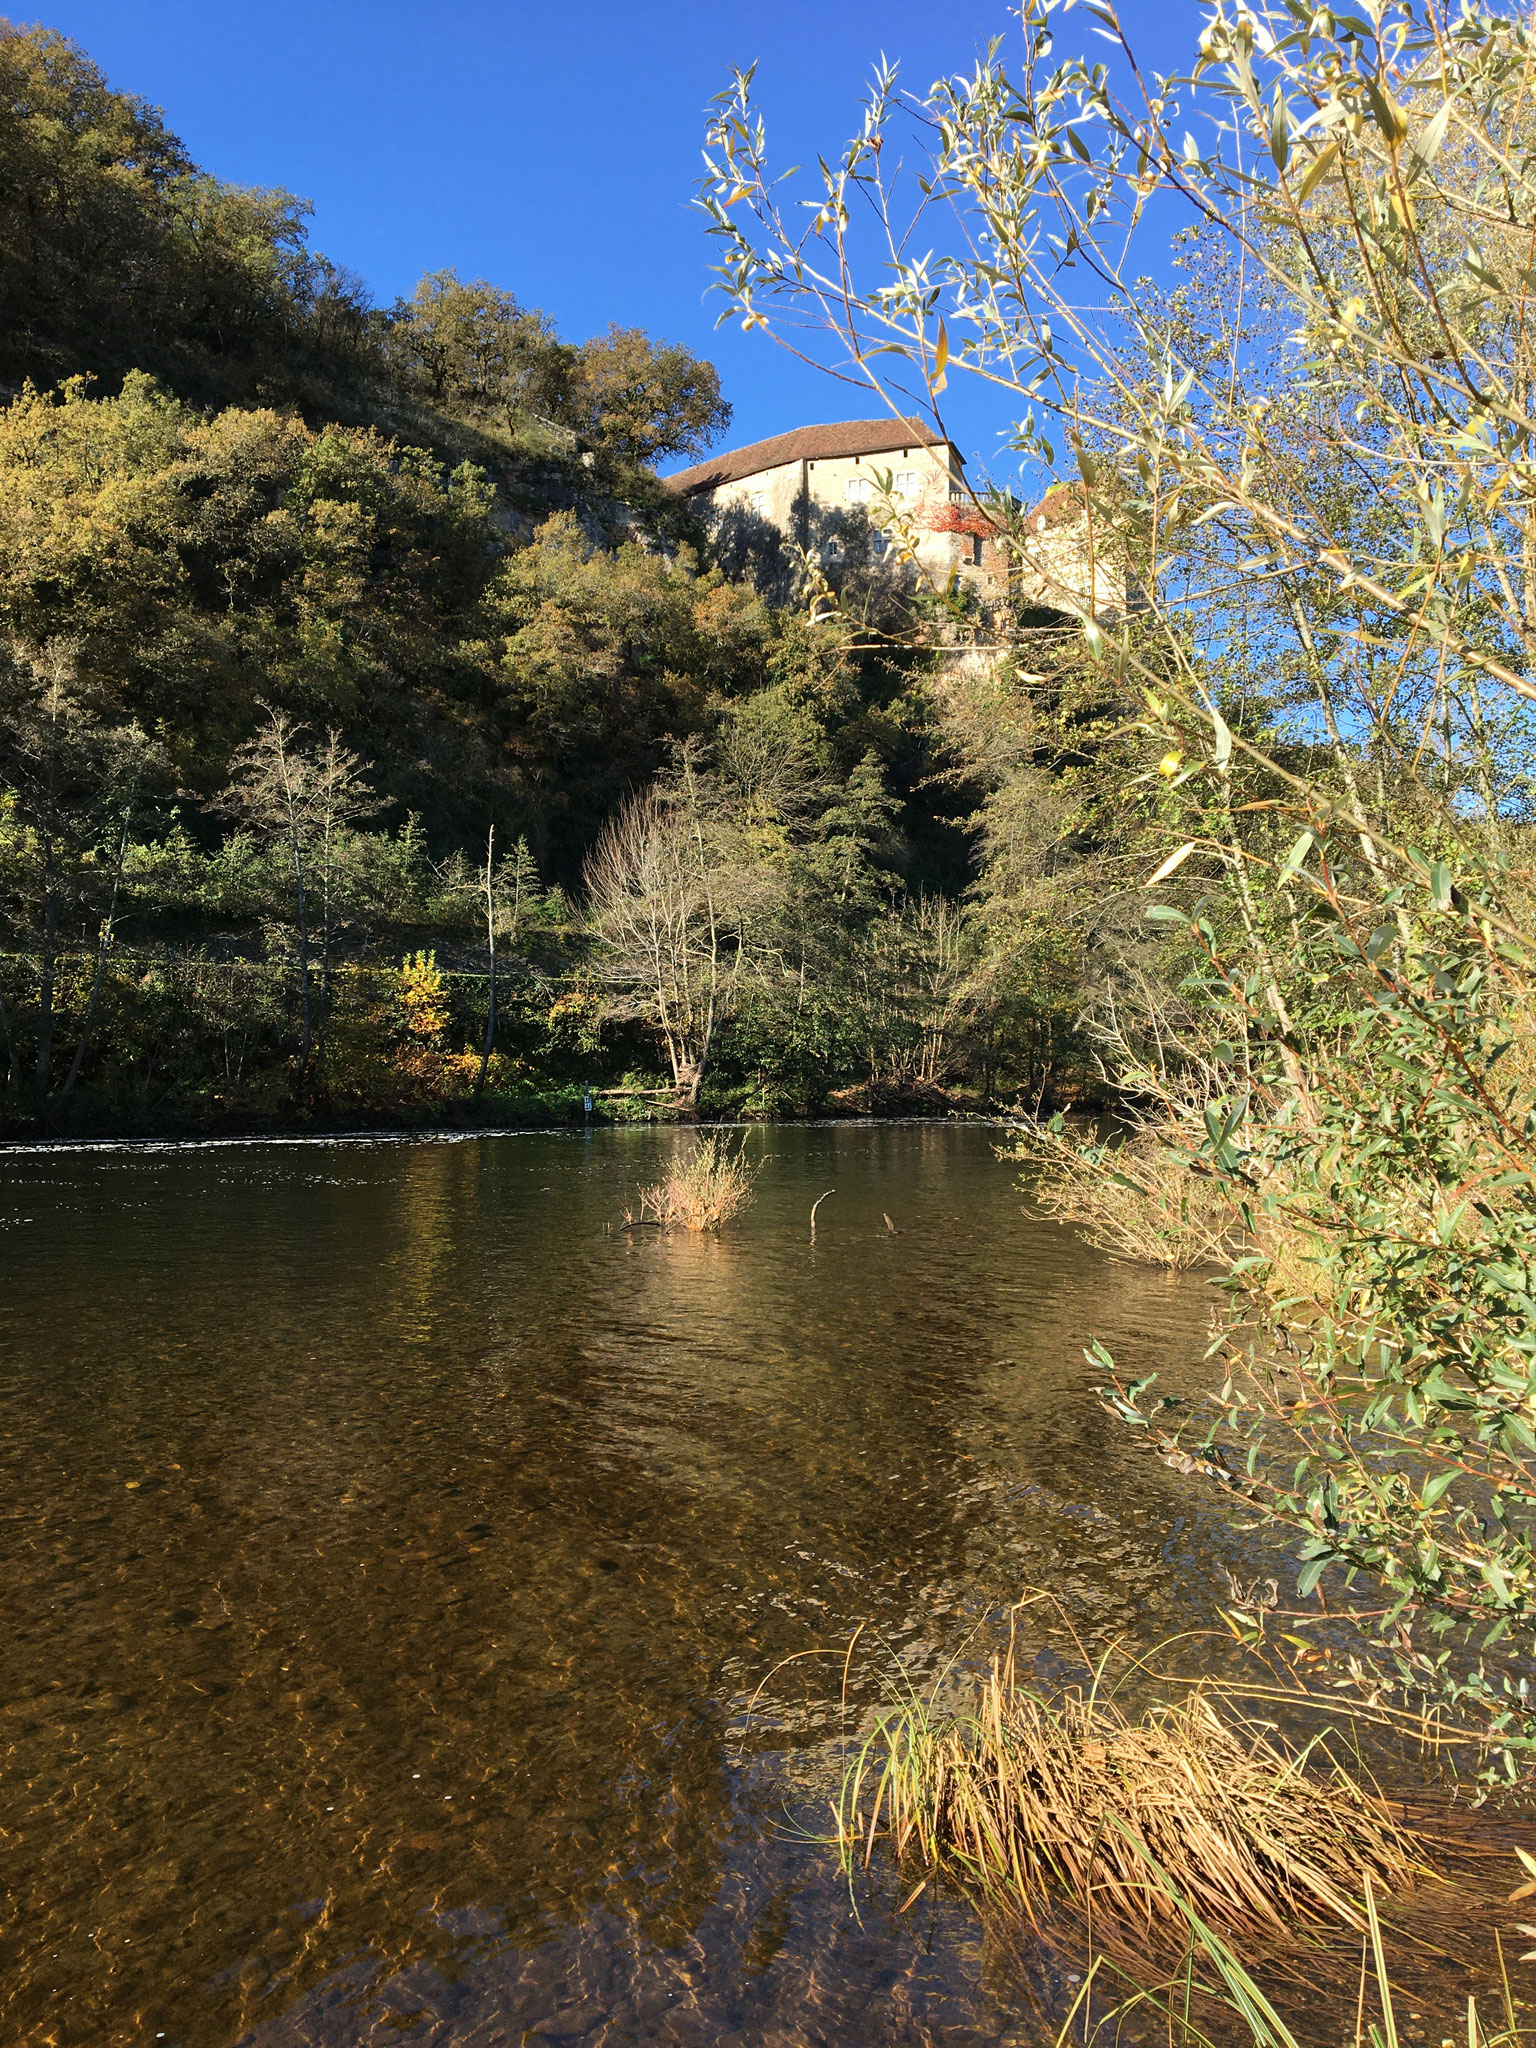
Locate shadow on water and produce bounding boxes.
[0,1123,1255,2045]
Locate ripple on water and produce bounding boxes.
[0,1122,1242,2046]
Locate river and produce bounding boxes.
[1,1121,1241,2046]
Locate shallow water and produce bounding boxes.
[0,1121,1243,2046]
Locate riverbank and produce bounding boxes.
[0,1105,1031,1155]
[0,1074,1094,1147]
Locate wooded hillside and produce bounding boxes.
[3,22,1102,1133]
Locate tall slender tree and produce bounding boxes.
[0,639,163,1103]
[219,709,375,1090]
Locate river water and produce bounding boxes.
[1,1121,1240,2047]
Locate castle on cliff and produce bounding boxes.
[667,417,1123,619]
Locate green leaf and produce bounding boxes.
[1203,1096,1248,1169]
[1276,829,1314,884]
[1270,86,1291,173]
[1297,1557,1330,1598]
[1405,100,1451,186]
[1363,74,1409,147]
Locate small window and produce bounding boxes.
[748,490,768,517]
[970,532,984,567]
[845,476,874,504]
[872,527,890,558]
[895,469,921,499]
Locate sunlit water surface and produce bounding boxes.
[0,1121,1250,2047]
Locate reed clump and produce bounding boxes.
[626,1132,761,1231]
[1053,1860,1531,2048]
[839,1644,1427,1939]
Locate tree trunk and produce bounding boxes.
[475,824,496,1102]
[58,808,131,1104]
[319,810,333,1060]
[34,828,57,1100]
[290,816,312,1088]
[0,984,12,1098]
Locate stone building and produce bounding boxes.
[666,416,1124,619]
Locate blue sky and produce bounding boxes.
[34,1,1191,485]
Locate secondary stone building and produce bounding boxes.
[667,416,1124,618]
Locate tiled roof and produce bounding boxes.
[666,418,956,494]
[1027,481,1090,529]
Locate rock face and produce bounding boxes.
[666,419,1127,621]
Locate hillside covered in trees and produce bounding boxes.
[0,20,1126,1134]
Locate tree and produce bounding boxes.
[584,752,764,1102]
[218,709,375,1088]
[386,269,577,433]
[702,0,1536,1772]
[486,511,773,865]
[475,823,499,1101]
[573,325,731,464]
[0,639,165,1102]
[0,24,376,412]
[311,726,382,1008]
[0,374,518,831]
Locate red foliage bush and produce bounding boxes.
[926,502,996,538]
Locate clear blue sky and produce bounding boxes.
[30,1,1190,484]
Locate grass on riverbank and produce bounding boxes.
[1055,1861,1533,2048]
[837,1637,1426,1941]
[831,1605,1536,2046]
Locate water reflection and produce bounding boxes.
[0,1123,1232,2045]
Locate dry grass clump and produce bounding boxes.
[839,1644,1427,1939]
[626,1132,761,1231]
[1010,1117,1245,1270]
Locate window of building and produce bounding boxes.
[970,532,984,567]
[895,469,921,499]
[845,476,873,504]
[748,490,768,517]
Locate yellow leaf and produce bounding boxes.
[1146,841,1199,884]
[933,317,949,392]
[1297,137,1342,204]
[1364,76,1409,147]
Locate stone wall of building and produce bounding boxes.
[673,423,1127,622]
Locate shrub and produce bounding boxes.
[1010,1113,1246,1271]
[626,1132,761,1230]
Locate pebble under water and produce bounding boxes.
[0,1121,1239,2046]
